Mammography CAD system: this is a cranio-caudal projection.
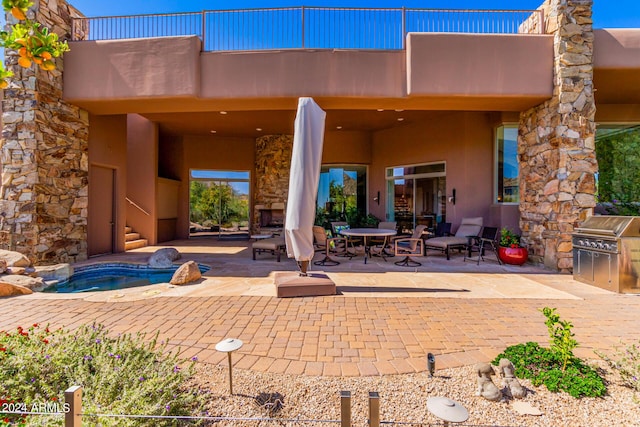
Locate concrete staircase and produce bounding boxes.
[125,226,148,250]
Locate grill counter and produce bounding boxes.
[572,216,640,293]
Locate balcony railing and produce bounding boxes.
[71,7,544,51]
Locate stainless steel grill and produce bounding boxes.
[573,216,640,293]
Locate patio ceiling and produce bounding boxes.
[142,109,443,138]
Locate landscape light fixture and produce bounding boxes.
[215,337,244,395]
[426,397,469,426]
[427,352,436,377]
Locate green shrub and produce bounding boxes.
[0,323,204,426]
[492,308,606,398]
[597,340,640,403]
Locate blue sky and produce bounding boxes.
[67,1,640,29]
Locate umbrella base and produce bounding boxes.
[275,272,336,298]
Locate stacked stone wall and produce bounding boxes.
[252,135,293,234]
[518,0,597,271]
[1,0,89,264]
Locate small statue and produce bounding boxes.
[498,358,526,399]
[475,362,502,401]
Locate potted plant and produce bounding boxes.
[498,227,529,265]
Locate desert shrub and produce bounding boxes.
[597,340,640,403]
[492,308,606,398]
[0,323,204,426]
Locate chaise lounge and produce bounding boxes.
[252,236,286,262]
[424,217,483,260]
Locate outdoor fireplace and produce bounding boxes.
[258,203,285,228]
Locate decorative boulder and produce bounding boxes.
[0,275,46,293]
[0,281,32,296]
[170,261,201,285]
[0,259,6,274]
[34,264,73,282]
[148,248,181,269]
[0,249,31,268]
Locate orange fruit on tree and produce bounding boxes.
[40,60,55,71]
[33,56,42,65]
[15,38,27,46]
[18,47,27,57]
[41,51,52,60]
[0,80,8,89]
[11,7,26,21]
[18,56,32,68]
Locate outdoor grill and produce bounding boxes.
[572,216,640,293]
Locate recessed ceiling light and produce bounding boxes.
[336,126,343,130]
[219,111,228,115]
[377,109,384,112]
[397,117,404,121]
[256,128,262,132]
[395,109,404,112]
[210,130,217,134]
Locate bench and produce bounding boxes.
[252,237,286,262]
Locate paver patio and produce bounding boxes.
[1,238,639,377]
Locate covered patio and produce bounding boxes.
[63,237,585,301]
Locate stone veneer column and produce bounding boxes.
[252,135,292,234]
[1,0,89,264]
[519,0,597,272]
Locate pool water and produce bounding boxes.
[46,263,210,293]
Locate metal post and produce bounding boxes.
[368,392,380,427]
[340,391,351,427]
[401,7,406,49]
[201,11,207,51]
[301,6,305,49]
[227,352,234,395]
[65,386,82,427]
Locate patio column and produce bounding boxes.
[518,0,597,272]
[0,0,89,264]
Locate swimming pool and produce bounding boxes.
[46,262,210,293]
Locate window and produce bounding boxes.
[595,124,640,204]
[316,165,367,225]
[496,125,519,203]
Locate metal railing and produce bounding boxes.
[71,7,544,51]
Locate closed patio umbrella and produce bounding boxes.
[285,97,326,275]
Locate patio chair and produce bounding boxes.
[312,226,349,266]
[330,221,360,255]
[394,224,428,267]
[370,221,397,255]
[424,217,483,260]
[464,226,502,265]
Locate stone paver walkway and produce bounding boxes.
[2,283,639,377]
[2,239,640,376]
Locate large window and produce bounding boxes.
[595,124,640,207]
[496,125,519,203]
[316,165,367,226]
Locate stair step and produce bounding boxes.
[125,226,132,234]
[125,232,141,242]
[125,239,148,251]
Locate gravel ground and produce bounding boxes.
[189,360,640,427]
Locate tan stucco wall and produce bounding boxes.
[64,36,201,101]
[322,131,372,164]
[127,115,158,245]
[88,114,128,254]
[370,112,496,230]
[406,33,554,100]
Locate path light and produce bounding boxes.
[215,338,243,395]
[427,352,436,377]
[427,397,468,426]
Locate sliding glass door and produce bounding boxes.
[386,163,446,233]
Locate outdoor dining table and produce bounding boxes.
[339,228,397,264]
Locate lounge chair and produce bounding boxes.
[424,217,483,260]
[252,236,286,262]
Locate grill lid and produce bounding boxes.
[574,216,640,238]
